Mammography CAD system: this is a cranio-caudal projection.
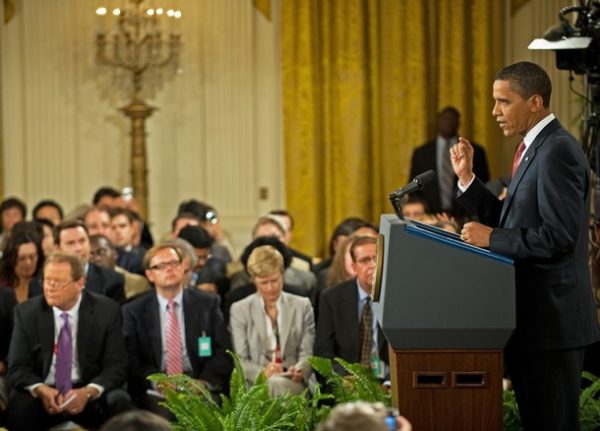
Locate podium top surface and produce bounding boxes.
[404,219,513,265]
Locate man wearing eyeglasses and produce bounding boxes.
[28,220,126,304]
[315,236,389,378]
[5,252,132,430]
[122,244,232,418]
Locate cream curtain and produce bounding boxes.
[282,0,505,256]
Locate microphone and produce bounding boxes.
[390,170,436,198]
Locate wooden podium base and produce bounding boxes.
[390,349,503,431]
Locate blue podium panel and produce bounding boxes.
[373,214,515,350]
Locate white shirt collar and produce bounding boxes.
[156,288,184,311]
[523,113,555,149]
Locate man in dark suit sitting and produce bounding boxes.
[5,252,132,430]
[122,244,232,416]
[29,220,126,303]
[315,236,388,377]
[409,106,489,216]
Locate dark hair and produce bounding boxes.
[178,225,214,249]
[495,61,552,107]
[439,106,460,118]
[53,220,89,245]
[0,197,27,232]
[171,212,201,232]
[109,207,134,223]
[0,230,44,286]
[32,199,64,221]
[240,236,292,271]
[269,209,293,230]
[100,410,172,431]
[349,236,377,262]
[177,199,218,223]
[328,217,375,256]
[92,186,121,205]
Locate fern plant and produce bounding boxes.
[149,351,327,431]
[309,356,391,406]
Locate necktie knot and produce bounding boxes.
[167,300,178,312]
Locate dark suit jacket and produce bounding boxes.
[0,287,17,364]
[116,247,146,276]
[7,290,127,392]
[315,279,388,374]
[29,263,126,304]
[122,288,233,397]
[410,138,489,215]
[457,119,599,352]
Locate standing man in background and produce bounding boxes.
[409,106,489,216]
[455,61,599,430]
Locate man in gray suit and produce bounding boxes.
[229,245,315,396]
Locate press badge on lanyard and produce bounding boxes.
[198,331,212,357]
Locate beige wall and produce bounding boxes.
[0,0,284,255]
[0,0,591,255]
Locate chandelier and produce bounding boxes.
[94,0,182,220]
[95,0,182,100]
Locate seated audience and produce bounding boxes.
[317,401,411,431]
[29,220,126,303]
[122,244,232,418]
[92,186,154,250]
[0,197,27,250]
[84,206,113,238]
[5,253,132,430]
[177,200,234,263]
[315,236,389,377]
[163,237,198,289]
[325,229,377,291]
[229,245,315,396]
[178,225,229,297]
[269,209,313,271]
[225,236,313,322]
[230,216,317,294]
[313,217,375,275]
[109,208,146,275]
[0,286,17,414]
[32,199,64,227]
[0,229,44,302]
[89,235,150,300]
[36,218,56,257]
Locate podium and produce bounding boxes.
[372,215,515,431]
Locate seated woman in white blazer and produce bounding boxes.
[229,245,315,396]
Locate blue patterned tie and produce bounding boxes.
[55,312,73,395]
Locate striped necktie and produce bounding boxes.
[166,300,183,375]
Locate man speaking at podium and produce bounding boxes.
[452,61,599,431]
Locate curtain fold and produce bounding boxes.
[282,0,505,256]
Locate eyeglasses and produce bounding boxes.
[43,279,74,289]
[355,256,377,266]
[148,260,181,271]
